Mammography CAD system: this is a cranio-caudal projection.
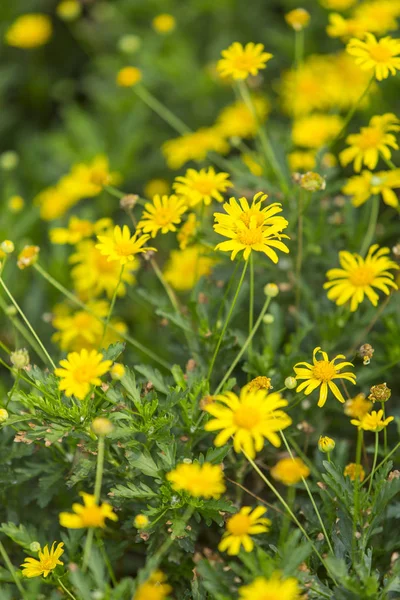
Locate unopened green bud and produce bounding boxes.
[29,541,41,552]
[264,283,279,298]
[0,409,9,423]
[284,376,297,390]
[318,436,335,453]
[0,151,19,171]
[10,348,30,369]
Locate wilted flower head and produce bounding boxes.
[247,376,272,392]
[369,382,391,403]
[10,348,30,369]
[359,343,374,365]
[344,463,365,482]
[299,172,326,192]
[17,245,40,269]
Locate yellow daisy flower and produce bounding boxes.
[152,13,176,33]
[55,349,112,400]
[344,393,373,418]
[288,151,316,172]
[294,347,356,407]
[324,245,398,312]
[215,97,270,139]
[344,463,365,482]
[292,114,344,149]
[162,128,229,170]
[166,462,225,499]
[343,170,400,208]
[204,385,292,458]
[137,194,187,237]
[59,492,118,528]
[164,245,215,291]
[217,42,273,80]
[347,33,400,81]
[351,409,394,431]
[320,0,357,9]
[96,225,156,265]
[173,168,232,208]
[353,1,400,37]
[133,571,172,600]
[21,542,64,578]
[218,506,271,555]
[5,14,52,48]
[270,457,310,486]
[239,572,302,600]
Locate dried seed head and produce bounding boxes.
[120,194,139,210]
[299,171,326,192]
[359,343,374,365]
[369,382,391,403]
[10,348,30,369]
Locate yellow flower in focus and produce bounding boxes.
[59,492,118,528]
[324,245,398,312]
[239,572,302,600]
[219,507,271,555]
[177,213,198,250]
[205,385,292,458]
[285,9,310,31]
[133,571,172,600]
[217,42,273,80]
[288,151,316,172]
[294,347,356,407]
[116,66,142,87]
[344,463,365,482]
[70,240,137,299]
[167,462,225,499]
[96,225,155,265]
[247,376,272,392]
[152,14,176,33]
[241,154,263,176]
[270,457,310,486]
[162,128,229,170]
[55,349,112,400]
[215,97,270,139]
[21,542,64,578]
[144,178,169,199]
[340,114,400,172]
[292,114,344,149]
[164,245,215,291]
[17,245,40,270]
[5,14,52,48]
[343,170,400,208]
[351,409,394,431]
[137,195,187,237]
[56,0,82,21]
[347,34,400,81]
[173,167,232,207]
[134,514,149,529]
[344,393,373,418]
[320,0,357,9]
[8,195,25,213]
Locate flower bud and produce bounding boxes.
[17,245,40,270]
[318,436,335,453]
[0,151,19,171]
[1,240,14,254]
[8,196,24,213]
[359,343,374,365]
[10,348,30,369]
[369,382,391,403]
[285,8,310,31]
[29,541,41,552]
[263,314,274,324]
[91,417,114,436]
[56,0,82,20]
[118,34,141,54]
[0,409,9,423]
[284,376,297,390]
[116,66,142,87]
[120,194,139,211]
[134,514,149,529]
[110,363,126,380]
[264,283,279,297]
[299,172,326,192]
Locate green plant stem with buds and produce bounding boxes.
[278,485,296,548]
[82,434,106,572]
[359,195,379,257]
[248,254,254,359]
[381,403,388,455]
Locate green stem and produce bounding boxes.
[0,277,55,369]
[215,262,240,326]
[82,435,106,572]
[248,254,254,359]
[382,157,397,170]
[381,402,388,455]
[278,485,296,548]
[359,195,379,257]
[330,75,374,146]
[0,540,26,597]
[207,260,248,382]
[294,29,304,68]
[104,185,146,206]
[100,266,124,348]
[362,440,400,486]
[134,84,190,135]
[295,188,305,320]
[57,578,77,600]
[352,428,363,562]
[96,533,117,586]
[214,296,271,394]
[368,432,379,496]
[33,263,171,370]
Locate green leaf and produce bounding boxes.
[0,522,38,549]
[135,365,169,394]
[111,482,158,499]
[126,449,161,478]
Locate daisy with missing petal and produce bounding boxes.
[137,194,187,237]
[217,42,272,81]
[340,114,400,172]
[21,542,64,578]
[218,506,271,555]
[96,225,155,265]
[294,347,356,407]
[167,462,225,499]
[347,33,400,81]
[351,409,394,432]
[324,245,398,312]
[60,492,118,528]
[239,572,302,600]
[204,385,292,458]
[55,349,112,400]
[173,167,232,207]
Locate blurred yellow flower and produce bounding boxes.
[110,363,126,380]
[17,245,40,270]
[353,1,400,37]
[347,34,400,81]
[177,213,198,249]
[294,347,356,407]
[144,178,169,199]
[5,14,52,48]
[167,462,225,499]
[8,195,24,213]
[324,245,398,312]
[162,128,229,169]
[116,66,142,87]
[133,571,172,600]
[217,42,272,80]
[173,167,232,207]
[292,114,344,149]
[164,245,215,291]
[21,542,64,578]
[205,385,292,458]
[288,151,316,172]
[215,97,270,139]
[134,514,149,529]
[343,170,400,208]
[320,0,357,9]
[55,349,112,400]
[239,573,302,600]
[56,0,81,21]
[152,13,176,33]
[344,393,373,419]
[285,8,310,31]
[271,457,310,486]
[351,409,394,431]
[96,225,155,265]
[50,217,94,245]
[327,14,366,40]
[344,463,365,482]
[137,194,187,237]
[247,376,272,392]
[59,492,117,528]
[241,153,263,176]
[219,507,271,555]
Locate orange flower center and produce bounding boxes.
[193,178,215,196]
[368,44,393,64]
[227,513,252,536]
[73,365,97,384]
[358,127,384,150]
[154,208,176,226]
[312,360,336,382]
[349,265,374,287]
[233,406,261,430]
[237,226,264,246]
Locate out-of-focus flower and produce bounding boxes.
[56,0,82,21]
[5,14,52,48]
[238,572,302,600]
[215,97,270,139]
[344,463,365,482]
[91,417,114,436]
[59,493,117,528]
[292,114,344,149]
[271,457,310,485]
[164,246,215,291]
[134,514,149,529]
[152,14,176,33]
[116,66,142,87]
[320,0,357,9]
[162,128,229,170]
[177,213,198,250]
[10,349,30,369]
[133,571,172,600]
[299,172,326,192]
[144,178,169,199]
[344,393,373,418]
[167,462,225,499]
[247,376,272,392]
[17,246,40,269]
[288,151,316,173]
[219,507,271,555]
[8,195,24,213]
[110,363,125,380]
[241,153,263,176]
[285,8,310,31]
[343,170,400,208]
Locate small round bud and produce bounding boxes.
[8,195,24,213]
[359,343,374,365]
[264,283,279,297]
[10,348,30,369]
[134,514,149,529]
[369,383,391,403]
[91,417,114,436]
[5,305,17,317]
[285,8,310,31]
[285,376,297,390]
[318,436,335,453]
[17,245,40,270]
[56,0,82,20]
[183,457,192,464]
[0,409,9,423]
[118,34,142,54]
[263,314,274,324]
[0,151,19,171]
[29,541,41,552]
[116,66,142,87]
[152,13,176,34]
[1,240,14,254]
[120,194,138,211]
[299,172,326,192]
[110,363,126,380]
